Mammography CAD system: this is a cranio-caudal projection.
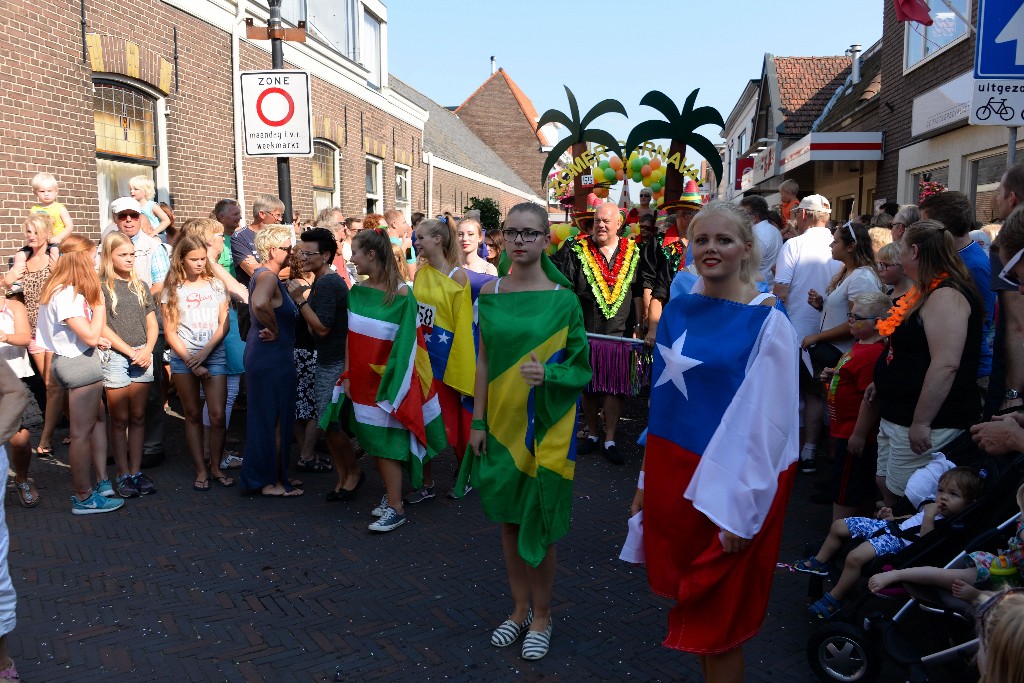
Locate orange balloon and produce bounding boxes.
[609,156,623,170]
[615,169,624,181]
[650,157,662,170]
[641,164,652,177]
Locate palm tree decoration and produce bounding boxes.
[538,86,626,213]
[624,89,724,203]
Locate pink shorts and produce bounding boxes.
[28,340,45,356]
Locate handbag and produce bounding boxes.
[807,341,843,372]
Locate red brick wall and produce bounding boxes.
[456,75,546,197]
[428,168,530,222]
[876,2,977,201]
[0,0,427,252]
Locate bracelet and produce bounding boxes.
[637,471,645,491]
[471,418,488,431]
[297,300,309,308]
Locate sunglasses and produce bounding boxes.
[116,211,141,219]
[999,247,1024,287]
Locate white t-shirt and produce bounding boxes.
[161,279,227,354]
[775,226,842,339]
[753,219,783,286]
[35,285,93,358]
[0,305,33,378]
[820,266,884,353]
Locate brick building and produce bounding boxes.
[0,0,542,252]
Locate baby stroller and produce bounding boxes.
[806,447,1024,683]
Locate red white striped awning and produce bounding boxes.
[779,132,883,173]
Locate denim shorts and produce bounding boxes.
[51,348,103,389]
[169,344,228,376]
[101,349,154,389]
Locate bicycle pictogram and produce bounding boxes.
[975,97,1016,122]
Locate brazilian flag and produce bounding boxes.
[456,286,592,568]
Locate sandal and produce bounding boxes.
[295,458,333,473]
[14,481,38,508]
[809,593,843,620]
[0,659,18,679]
[213,475,236,488]
[793,556,830,577]
[33,446,52,456]
[193,479,211,492]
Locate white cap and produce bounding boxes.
[110,197,142,216]
[795,194,832,214]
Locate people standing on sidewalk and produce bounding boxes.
[288,248,324,474]
[286,228,360,501]
[0,358,30,678]
[409,218,476,502]
[36,235,122,514]
[232,194,284,341]
[161,234,233,493]
[240,225,302,498]
[99,232,158,498]
[0,289,41,508]
[458,202,592,660]
[630,201,798,682]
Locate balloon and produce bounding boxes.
[615,169,624,181]
[609,156,622,170]
[641,156,650,166]
[603,167,616,182]
[632,172,643,183]
[570,226,580,237]
[650,168,662,183]
[651,182,662,192]
[641,164,652,177]
[650,157,661,171]
[630,157,642,172]
[599,159,610,170]
[656,196,663,206]
[642,176,652,188]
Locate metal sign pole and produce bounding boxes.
[1010,126,1018,169]
[268,0,293,224]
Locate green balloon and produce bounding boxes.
[603,167,616,182]
[630,158,642,172]
[651,181,662,192]
[632,171,643,183]
[599,160,610,169]
[641,156,650,166]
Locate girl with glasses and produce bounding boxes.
[875,241,913,303]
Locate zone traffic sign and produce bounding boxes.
[240,70,313,157]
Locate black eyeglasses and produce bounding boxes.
[847,313,879,322]
[116,212,141,219]
[501,229,544,243]
[298,249,322,258]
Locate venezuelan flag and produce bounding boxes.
[456,288,591,568]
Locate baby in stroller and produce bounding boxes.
[793,466,984,619]
[867,482,1024,601]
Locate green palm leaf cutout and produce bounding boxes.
[537,86,627,184]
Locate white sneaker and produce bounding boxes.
[371,494,389,518]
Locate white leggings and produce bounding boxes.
[200,374,241,428]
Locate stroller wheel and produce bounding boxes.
[807,622,881,682]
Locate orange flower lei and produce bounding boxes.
[876,274,947,337]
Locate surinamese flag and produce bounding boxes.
[320,284,447,489]
[455,287,591,568]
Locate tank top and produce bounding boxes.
[31,203,66,237]
[0,304,33,378]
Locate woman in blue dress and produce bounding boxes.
[239,225,302,497]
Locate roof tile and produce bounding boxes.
[774,56,851,136]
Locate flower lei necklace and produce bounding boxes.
[876,274,947,337]
[572,235,639,319]
[662,240,686,273]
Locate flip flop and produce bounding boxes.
[33,446,53,456]
[213,475,236,488]
[193,479,211,492]
[262,488,304,498]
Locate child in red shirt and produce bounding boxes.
[822,292,891,521]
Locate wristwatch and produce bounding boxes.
[297,300,309,309]
[1006,389,1021,401]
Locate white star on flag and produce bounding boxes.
[424,333,433,342]
[437,331,451,344]
[654,330,702,399]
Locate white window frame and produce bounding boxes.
[365,155,382,214]
[360,5,384,89]
[903,0,972,74]
[312,140,342,214]
[92,74,169,227]
[394,163,411,222]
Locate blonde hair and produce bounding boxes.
[903,219,977,315]
[779,179,799,195]
[40,235,101,307]
[162,235,215,329]
[416,218,461,269]
[178,217,221,247]
[978,591,1024,683]
[255,225,292,263]
[23,213,54,243]
[851,291,892,319]
[688,200,761,286]
[876,240,902,264]
[392,243,411,282]
[31,172,57,191]
[129,175,156,201]
[868,227,892,254]
[353,228,403,305]
[100,232,149,315]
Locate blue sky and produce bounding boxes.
[387,0,884,181]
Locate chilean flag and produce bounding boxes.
[642,293,799,654]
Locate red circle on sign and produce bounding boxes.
[255,87,295,127]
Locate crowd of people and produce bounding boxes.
[0,164,1022,679]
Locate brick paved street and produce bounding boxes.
[3,399,970,682]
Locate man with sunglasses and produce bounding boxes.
[985,163,1024,417]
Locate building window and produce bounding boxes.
[394,164,410,221]
[365,156,382,214]
[910,164,950,204]
[905,0,970,69]
[736,132,746,158]
[312,141,340,215]
[94,80,161,224]
[361,8,382,87]
[971,147,1024,222]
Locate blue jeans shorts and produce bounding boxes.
[169,344,228,376]
[101,349,154,389]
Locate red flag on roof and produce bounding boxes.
[894,0,933,25]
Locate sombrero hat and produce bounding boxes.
[661,180,703,214]
[570,211,595,232]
